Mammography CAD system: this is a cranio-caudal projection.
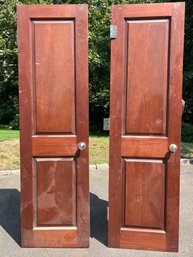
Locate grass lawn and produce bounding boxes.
[89,134,109,165]
[0,128,20,170]
[0,129,192,170]
[0,139,20,170]
[0,129,19,141]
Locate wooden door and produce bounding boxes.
[17,5,89,248]
[109,3,185,252]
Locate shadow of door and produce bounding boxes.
[90,193,108,246]
[0,189,21,245]
[0,189,108,247]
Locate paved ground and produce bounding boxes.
[0,164,192,257]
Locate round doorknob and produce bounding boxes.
[77,142,86,151]
[169,144,177,153]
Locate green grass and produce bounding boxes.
[89,134,109,164]
[0,126,193,170]
[0,129,19,141]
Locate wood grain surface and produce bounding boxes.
[109,3,185,251]
[18,4,89,248]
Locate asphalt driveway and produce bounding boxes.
[0,163,192,257]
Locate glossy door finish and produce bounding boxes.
[125,19,168,135]
[35,20,75,133]
[17,5,89,248]
[109,3,185,251]
[36,158,76,226]
[124,160,165,229]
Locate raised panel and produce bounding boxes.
[124,159,165,229]
[35,158,76,226]
[121,136,168,158]
[33,20,75,133]
[125,19,169,135]
[32,135,77,156]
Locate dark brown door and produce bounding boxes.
[17,5,89,248]
[109,3,184,251]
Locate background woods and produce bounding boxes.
[0,0,193,135]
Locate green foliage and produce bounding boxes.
[0,0,50,128]
[0,0,18,124]
[9,113,19,129]
[182,0,193,124]
[181,122,193,143]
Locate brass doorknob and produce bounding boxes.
[77,142,86,151]
[169,144,177,153]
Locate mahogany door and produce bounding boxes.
[17,5,89,248]
[109,3,185,251]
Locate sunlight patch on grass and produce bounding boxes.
[0,140,20,170]
[89,135,109,164]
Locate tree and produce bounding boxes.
[0,0,18,125]
[0,0,51,128]
[182,0,193,124]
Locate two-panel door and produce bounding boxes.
[17,5,89,248]
[109,3,185,251]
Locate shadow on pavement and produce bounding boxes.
[0,189,21,245]
[0,189,108,247]
[90,193,108,246]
